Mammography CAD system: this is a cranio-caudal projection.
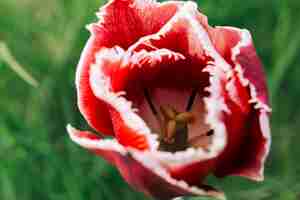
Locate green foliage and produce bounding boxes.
[1,0,300,199]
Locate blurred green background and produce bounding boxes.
[1,0,300,199]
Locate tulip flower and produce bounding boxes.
[67,0,271,199]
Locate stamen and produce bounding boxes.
[175,112,194,123]
[143,88,158,115]
[165,120,176,143]
[160,105,176,120]
[143,89,166,140]
[186,88,198,111]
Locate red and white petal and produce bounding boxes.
[187,94,212,147]
[214,75,270,181]
[214,73,252,177]
[231,29,270,110]
[209,26,271,180]
[228,110,271,181]
[67,124,225,200]
[76,36,114,136]
[88,0,182,49]
[67,124,126,165]
[137,2,232,72]
[129,150,225,200]
[210,26,270,110]
[89,47,160,150]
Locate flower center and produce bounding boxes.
[143,88,213,152]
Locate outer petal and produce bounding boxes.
[208,27,271,180]
[89,0,182,48]
[228,110,270,180]
[76,36,114,135]
[209,26,270,108]
[67,125,225,200]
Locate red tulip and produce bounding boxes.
[67,0,271,199]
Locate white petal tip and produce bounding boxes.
[66,124,77,139]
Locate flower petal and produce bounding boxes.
[76,36,114,136]
[67,124,225,200]
[210,26,270,110]
[89,0,182,48]
[127,2,232,73]
[67,124,126,165]
[208,27,271,181]
[213,72,253,178]
[229,110,271,181]
[89,47,160,150]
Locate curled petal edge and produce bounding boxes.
[228,27,271,181]
[67,124,226,200]
[209,26,271,181]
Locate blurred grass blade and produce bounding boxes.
[0,41,39,87]
[0,172,16,200]
[270,29,300,100]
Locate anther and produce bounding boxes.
[164,120,176,143]
[175,112,194,123]
[186,88,198,111]
[160,105,176,120]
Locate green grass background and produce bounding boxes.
[1,0,300,199]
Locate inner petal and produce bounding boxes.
[187,94,212,150]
